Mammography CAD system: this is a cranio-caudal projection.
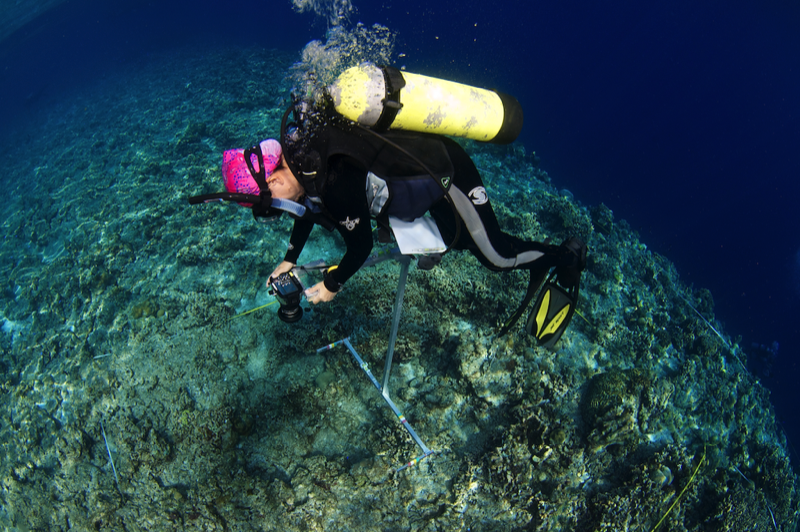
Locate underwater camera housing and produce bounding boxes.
[268,271,305,323]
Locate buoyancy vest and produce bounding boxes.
[280,102,455,224]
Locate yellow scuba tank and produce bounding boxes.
[329,62,523,144]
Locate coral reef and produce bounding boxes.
[0,46,797,532]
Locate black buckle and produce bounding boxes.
[243,144,268,191]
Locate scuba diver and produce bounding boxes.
[190,63,587,344]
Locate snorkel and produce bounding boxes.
[187,191,308,223]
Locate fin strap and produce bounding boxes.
[497,267,548,337]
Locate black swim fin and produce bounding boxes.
[498,237,586,343]
[526,271,579,348]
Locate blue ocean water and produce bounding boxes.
[1,0,799,528]
[358,0,800,467]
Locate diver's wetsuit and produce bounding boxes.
[283,135,566,293]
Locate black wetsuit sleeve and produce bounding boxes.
[322,156,373,291]
[283,219,314,265]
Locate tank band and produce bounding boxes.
[374,66,406,132]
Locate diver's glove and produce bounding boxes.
[554,237,587,289]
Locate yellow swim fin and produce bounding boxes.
[526,275,578,348]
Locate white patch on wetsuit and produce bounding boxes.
[288,244,294,251]
[468,186,489,205]
[340,217,361,231]
[365,171,389,217]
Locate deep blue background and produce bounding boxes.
[1,0,798,466]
